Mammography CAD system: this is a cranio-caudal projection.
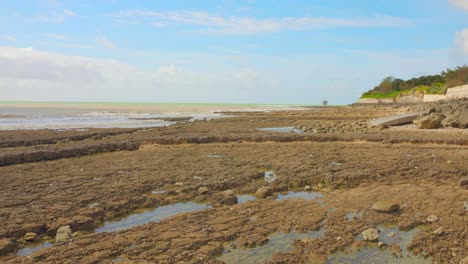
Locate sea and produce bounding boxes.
[0,102,307,130]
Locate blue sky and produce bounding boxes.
[1,0,467,104]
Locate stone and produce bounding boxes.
[0,238,14,255]
[198,187,209,194]
[414,113,444,129]
[72,231,84,237]
[459,178,468,188]
[55,225,73,244]
[304,185,312,191]
[255,186,273,198]
[378,242,387,248]
[447,160,455,164]
[432,227,444,236]
[371,201,400,213]
[387,232,396,237]
[215,190,238,206]
[425,215,439,223]
[23,232,37,241]
[361,228,380,242]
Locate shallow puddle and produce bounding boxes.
[17,242,53,256]
[264,171,277,183]
[345,211,362,221]
[326,225,431,264]
[275,191,323,201]
[237,195,256,204]
[219,230,325,264]
[96,202,211,233]
[256,127,303,133]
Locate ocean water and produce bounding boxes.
[0,102,307,130]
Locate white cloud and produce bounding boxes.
[96,37,117,49]
[42,33,67,40]
[0,47,269,102]
[455,29,468,55]
[2,35,16,42]
[449,0,468,12]
[115,10,411,34]
[64,9,76,17]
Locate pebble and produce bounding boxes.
[198,187,209,194]
[425,215,439,223]
[23,232,37,242]
[371,201,400,213]
[361,228,380,242]
[432,227,444,236]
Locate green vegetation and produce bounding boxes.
[361,65,468,99]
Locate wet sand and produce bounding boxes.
[0,104,467,263]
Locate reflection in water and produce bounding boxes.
[219,230,325,264]
[276,191,323,201]
[96,202,211,233]
[257,127,303,133]
[237,195,256,204]
[326,225,431,264]
[17,242,53,256]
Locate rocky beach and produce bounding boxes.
[0,101,467,263]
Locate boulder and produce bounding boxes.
[361,228,380,242]
[23,232,37,242]
[198,187,209,194]
[55,225,72,244]
[214,190,238,206]
[414,113,444,129]
[255,187,273,198]
[371,201,400,213]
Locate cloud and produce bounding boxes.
[114,10,411,34]
[455,29,468,55]
[96,37,117,49]
[64,9,76,17]
[42,33,67,40]
[2,35,16,42]
[449,0,468,12]
[38,9,76,24]
[0,47,269,102]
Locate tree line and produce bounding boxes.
[362,65,468,98]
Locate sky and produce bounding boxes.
[0,0,467,105]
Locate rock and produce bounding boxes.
[255,186,273,198]
[72,231,84,238]
[214,190,238,206]
[459,178,468,188]
[198,187,209,194]
[23,232,37,241]
[361,228,380,242]
[432,227,444,236]
[0,238,14,254]
[304,185,312,191]
[55,225,72,244]
[378,242,387,248]
[414,113,444,129]
[425,215,439,223]
[387,232,396,237]
[447,160,455,164]
[371,201,400,213]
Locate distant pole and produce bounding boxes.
[322,100,328,106]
